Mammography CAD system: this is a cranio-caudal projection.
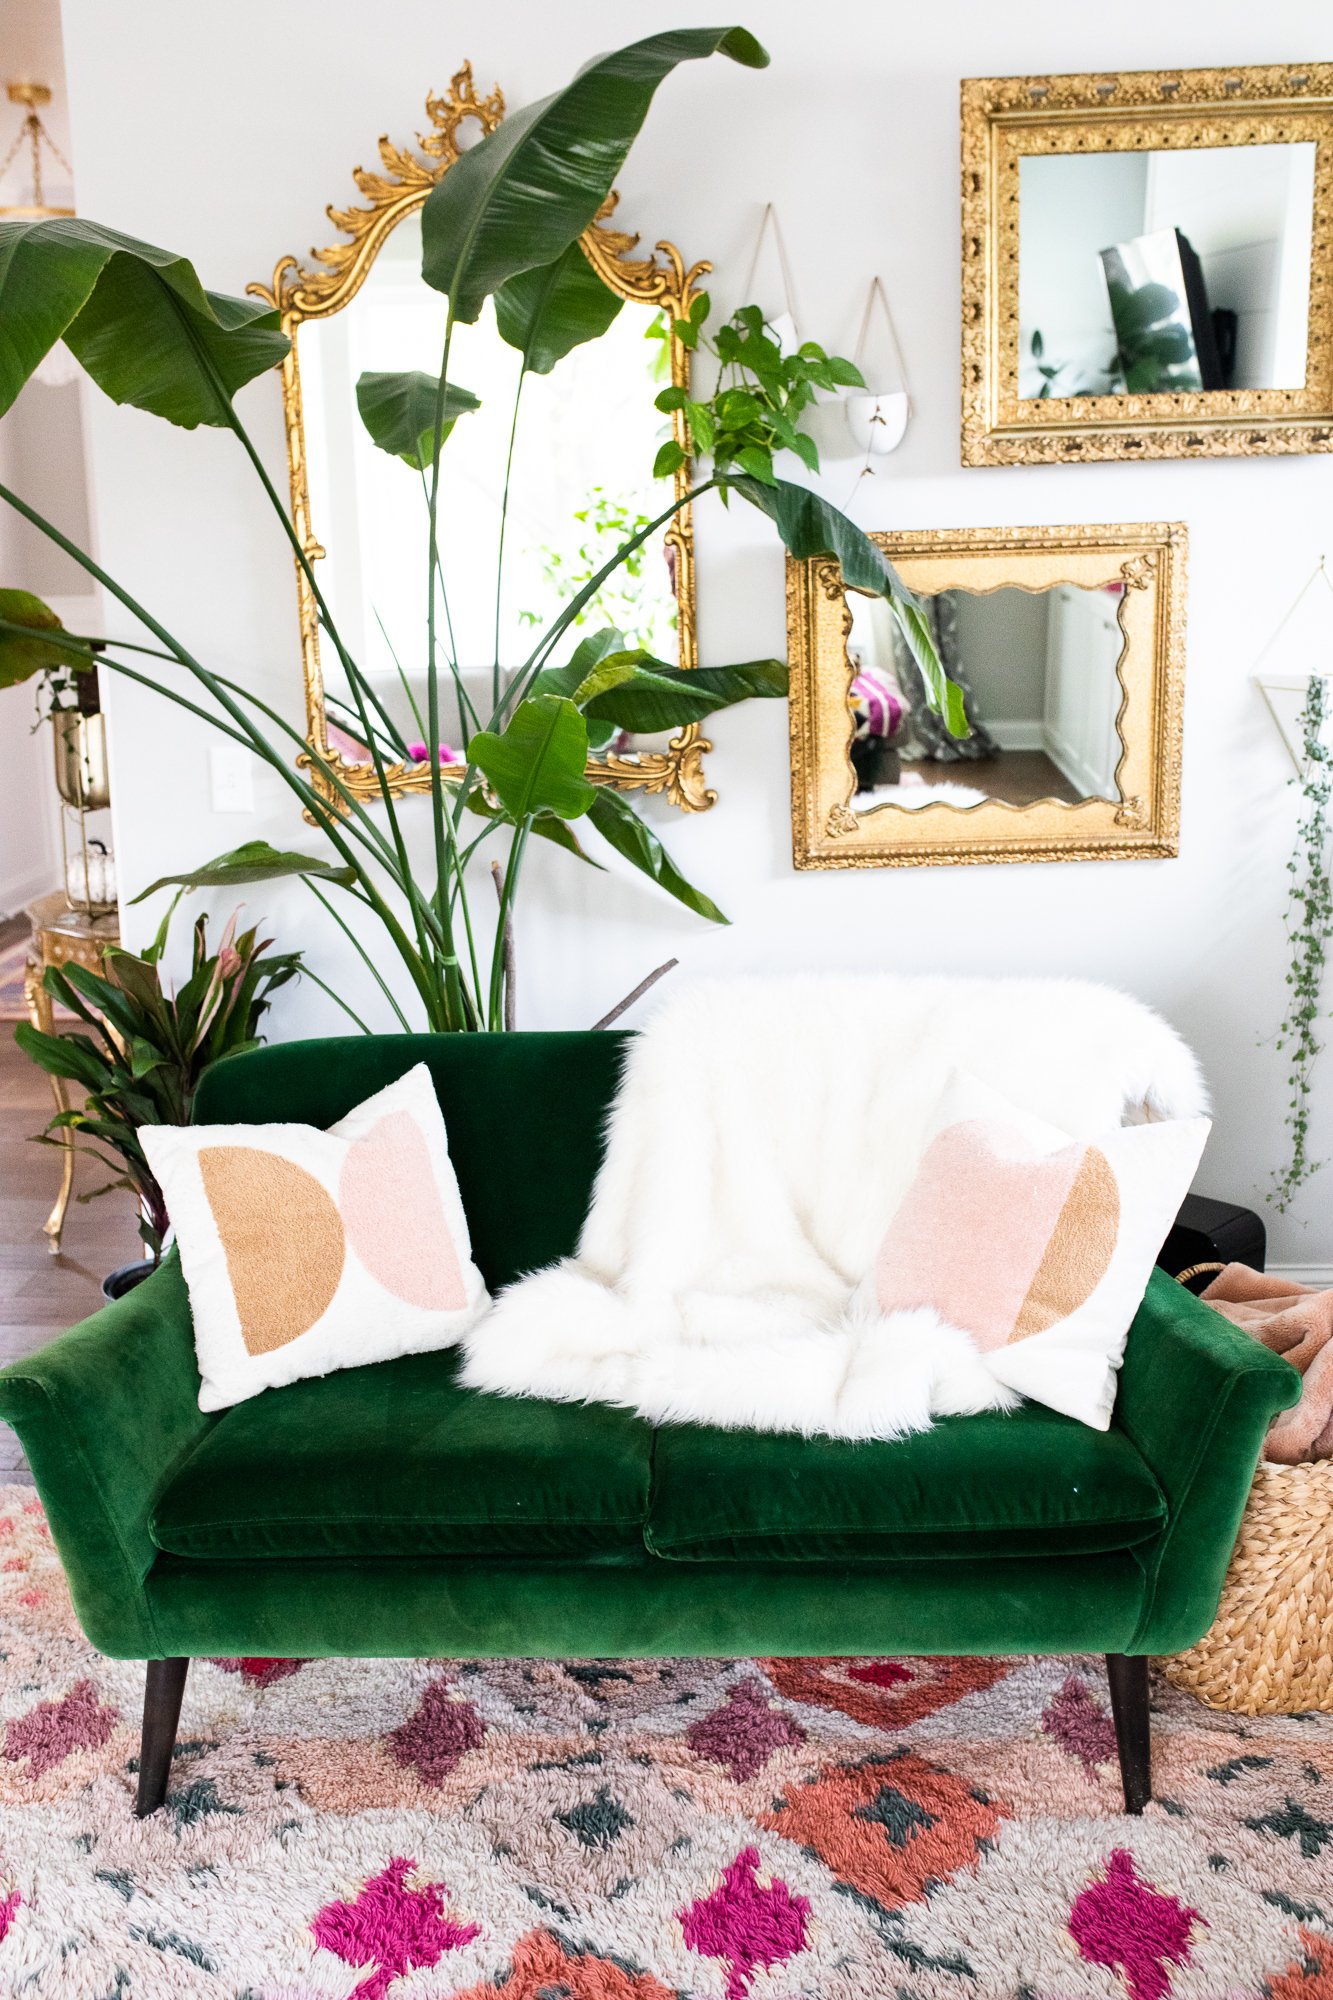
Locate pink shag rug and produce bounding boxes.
[0,1486,1330,1998]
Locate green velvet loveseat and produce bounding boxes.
[0,1033,1300,1817]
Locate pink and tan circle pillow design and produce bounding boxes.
[864,1070,1210,1428]
[142,1064,488,1410]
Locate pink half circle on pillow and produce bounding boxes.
[875,1118,1088,1351]
[338,1110,468,1312]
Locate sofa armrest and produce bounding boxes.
[1114,1266,1300,1654]
[0,1255,215,1657]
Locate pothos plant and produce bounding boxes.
[1271,673,1333,1213]
[0,25,965,1035]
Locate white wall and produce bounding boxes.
[1143,143,1316,388]
[1018,153,1147,389]
[0,378,93,915]
[50,0,1333,1267]
[952,589,1050,723]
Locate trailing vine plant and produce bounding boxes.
[1272,672,1333,1212]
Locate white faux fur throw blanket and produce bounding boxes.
[460,975,1208,1438]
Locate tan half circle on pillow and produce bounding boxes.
[199,1147,346,1355]
[1009,1146,1119,1342]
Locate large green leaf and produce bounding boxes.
[13,1020,110,1090]
[589,789,727,923]
[421,28,768,323]
[0,588,92,687]
[130,839,357,903]
[582,655,788,730]
[533,641,787,729]
[469,695,598,820]
[0,216,288,425]
[493,240,624,374]
[464,790,604,866]
[355,370,481,470]
[724,473,969,736]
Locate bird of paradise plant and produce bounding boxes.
[0,26,964,1034]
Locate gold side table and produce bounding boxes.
[23,893,120,1255]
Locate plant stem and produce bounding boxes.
[297,964,374,1035]
[210,380,454,1004]
[493,367,526,712]
[488,819,530,1031]
[493,478,718,729]
[0,485,450,1030]
[372,605,429,747]
[415,322,473,1030]
[105,651,447,1027]
[303,878,412,1032]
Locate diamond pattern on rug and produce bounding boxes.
[0,1486,1330,1999]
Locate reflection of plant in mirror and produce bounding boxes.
[1106,279,1197,394]
[1272,674,1333,1213]
[518,487,676,657]
[0,26,966,1036]
[644,310,672,384]
[1024,329,1118,401]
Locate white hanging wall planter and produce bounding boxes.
[742,203,801,354]
[1253,560,1333,775]
[846,277,911,455]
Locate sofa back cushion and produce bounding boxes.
[194,1032,631,1290]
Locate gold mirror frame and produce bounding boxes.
[787,523,1186,869]
[961,63,1333,465]
[250,65,716,811]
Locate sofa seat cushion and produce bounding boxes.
[646,1402,1166,1562]
[151,1348,652,1561]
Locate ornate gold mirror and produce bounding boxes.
[252,66,715,810]
[961,64,1333,463]
[788,524,1186,869]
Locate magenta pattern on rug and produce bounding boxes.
[0,1488,1330,1999]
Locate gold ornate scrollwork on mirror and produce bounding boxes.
[249,66,716,811]
[787,523,1186,869]
[961,64,1333,464]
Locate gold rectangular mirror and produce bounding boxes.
[251,65,716,812]
[788,523,1186,869]
[961,63,1333,463]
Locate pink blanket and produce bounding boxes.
[1200,1264,1333,1462]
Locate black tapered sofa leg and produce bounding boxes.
[1105,1652,1152,1814]
[136,1657,189,1817]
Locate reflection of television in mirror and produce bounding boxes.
[1100,228,1224,393]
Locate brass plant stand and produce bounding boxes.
[23,893,120,1255]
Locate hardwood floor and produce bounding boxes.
[0,1023,140,1482]
[900,751,1085,808]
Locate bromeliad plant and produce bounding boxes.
[0,26,965,1034]
[14,901,302,1260]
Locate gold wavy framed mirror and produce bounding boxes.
[250,64,716,811]
[788,523,1186,869]
[961,63,1333,464]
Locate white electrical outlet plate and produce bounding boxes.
[210,744,255,813]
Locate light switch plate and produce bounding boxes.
[209,744,255,813]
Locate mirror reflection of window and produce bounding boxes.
[1018,143,1315,397]
[299,212,679,763]
[847,584,1125,812]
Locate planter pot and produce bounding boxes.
[845,389,910,456]
[102,1259,156,1302]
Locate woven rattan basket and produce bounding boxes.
[1160,1264,1333,1716]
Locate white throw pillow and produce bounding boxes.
[141,1063,488,1411]
[864,1069,1210,1429]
